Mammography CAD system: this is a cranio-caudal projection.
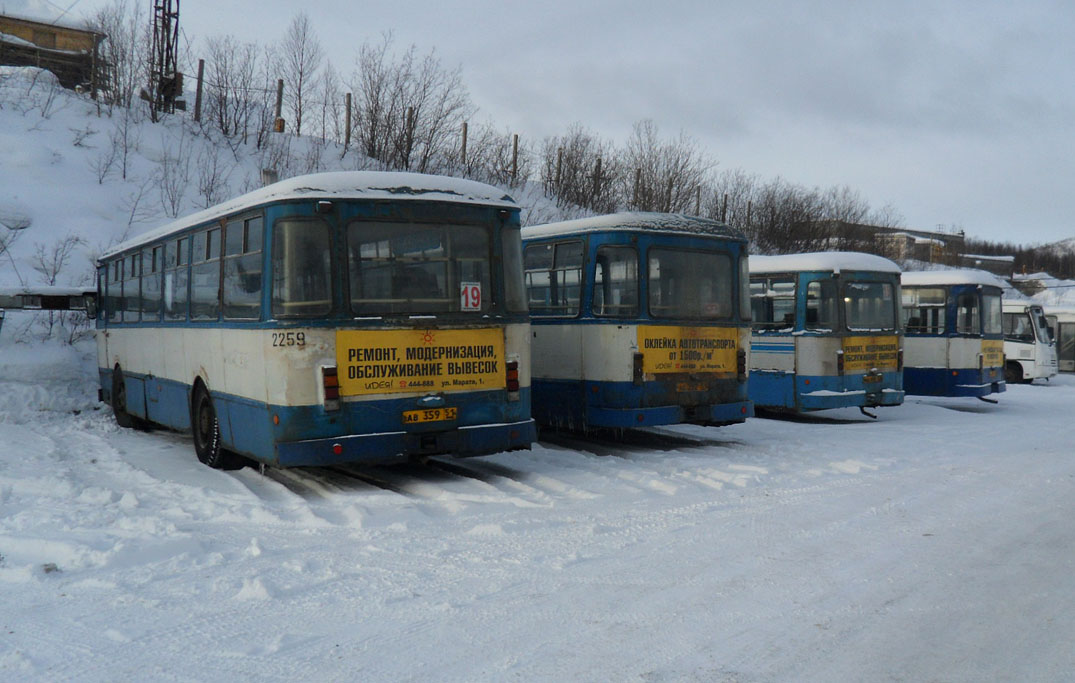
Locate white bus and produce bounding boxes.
[1001,301,1058,383]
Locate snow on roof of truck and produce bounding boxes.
[901,269,1008,288]
[749,251,901,275]
[101,171,517,260]
[522,212,745,241]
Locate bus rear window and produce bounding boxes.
[347,221,491,316]
[272,219,332,318]
[983,293,1002,335]
[845,281,896,331]
[648,248,731,320]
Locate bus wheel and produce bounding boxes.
[1004,361,1024,385]
[191,385,244,470]
[111,366,135,429]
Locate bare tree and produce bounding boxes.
[158,127,193,217]
[621,120,712,214]
[539,123,621,214]
[349,33,475,173]
[279,12,324,136]
[204,37,260,141]
[196,143,234,207]
[84,0,147,110]
[28,234,93,342]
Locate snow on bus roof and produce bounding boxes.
[749,252,901,275]
[102,171,518,259]
[522,212,745,241]
[900,269,1008,289]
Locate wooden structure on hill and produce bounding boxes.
[0,13,105,92]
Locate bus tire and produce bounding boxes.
[111,366,136,429]
[191,384,244,470]
[1004,361,1024,385]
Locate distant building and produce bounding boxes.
[959,253,1015,279]
[0,13,106,91]
[809,220,966,264]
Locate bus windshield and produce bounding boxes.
[845,281,897,331]
[648,248,732,320]
[347,221,491,315]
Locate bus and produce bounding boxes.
[900,270,1006,399]
[1001,301,1058,383]
[749,252,904,414]
[521,212,753,431]
[1044,307,1075,373]
[97,171,536,469]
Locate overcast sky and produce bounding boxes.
[9,0,1075,244]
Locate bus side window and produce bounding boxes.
[141,245,162,322]
[750,276,795,331]
[223,216,263,320]
[525,241,582,317]
[191,229,221,321]
[806,279,836,330]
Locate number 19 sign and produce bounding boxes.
[460,282,482,311]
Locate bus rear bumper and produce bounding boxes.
[585,400,753,428]
[799,388,904,411]
[274,419,537,467]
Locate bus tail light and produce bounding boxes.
[322,366,341,411]
[898,348,904,372]
[506,360,520,399]
[737,348,747,382]
[836,349,845,376]
[633,353,644,385]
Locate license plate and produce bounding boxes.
[863,374,882,384]
[402,407,458,424]
[676,383,707,393]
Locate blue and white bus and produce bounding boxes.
[1002,300,1058,383]
[748,252,904,414]
[521,213,753,431]
[900,270,1006,399]
[97,171,536,469]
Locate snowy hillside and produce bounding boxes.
[0,66,565,296]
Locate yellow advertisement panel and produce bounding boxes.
[842,335,899,372]
[982,339,1004,368]
[336,328,505,396]
[638,325,739,374]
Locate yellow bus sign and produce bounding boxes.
[337,328,505,396]
[842,335,899,372]
[637,325,740,374]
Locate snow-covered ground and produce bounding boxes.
[2,340,1074,682]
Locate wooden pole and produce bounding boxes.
[695,186,701,215]
[461,121,468,166]
[722,193,728,222]
[273,79,284,132]
[511,134,519,183]
[344,93,352,151]
[193,59,205,123]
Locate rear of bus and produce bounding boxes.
[525,220,752,430]
[258,195,535,466]
[901,279,1005,397]
[750,256,904,412]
